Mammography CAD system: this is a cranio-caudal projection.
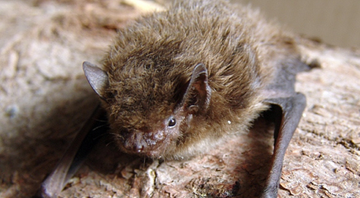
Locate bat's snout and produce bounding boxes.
[120,129,167,156]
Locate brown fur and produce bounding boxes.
[98,0,300,159]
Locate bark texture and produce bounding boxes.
[0,0,359,197]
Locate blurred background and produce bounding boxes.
[234,0,360,48]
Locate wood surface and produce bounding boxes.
[0,0,359,197]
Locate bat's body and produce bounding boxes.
[41,1,313,197]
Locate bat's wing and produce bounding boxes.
[260,58,311,198]
[39,105,108,198]
[261,93,306,198]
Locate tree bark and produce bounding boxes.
[0,1,359,197]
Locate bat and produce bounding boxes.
[39,0,314,197]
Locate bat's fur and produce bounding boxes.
[96,0,302,159]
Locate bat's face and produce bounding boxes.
[83,62,212,159]
[110,108,189,158]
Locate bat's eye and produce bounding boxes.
[168,116,176,128]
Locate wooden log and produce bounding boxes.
[0,1,359,197]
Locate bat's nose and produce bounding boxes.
[134,144,145,153]
[122,129,166,154]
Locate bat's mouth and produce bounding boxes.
[117,129,170,158]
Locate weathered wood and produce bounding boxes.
[0,1,359,197]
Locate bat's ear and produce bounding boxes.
[83,61,108,99]
[181,63,212,114]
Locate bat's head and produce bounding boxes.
[81,2,269,159]
[83,61,211,159]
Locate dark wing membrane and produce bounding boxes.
[40,105,108,198]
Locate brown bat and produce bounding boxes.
[40,0,314,197]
